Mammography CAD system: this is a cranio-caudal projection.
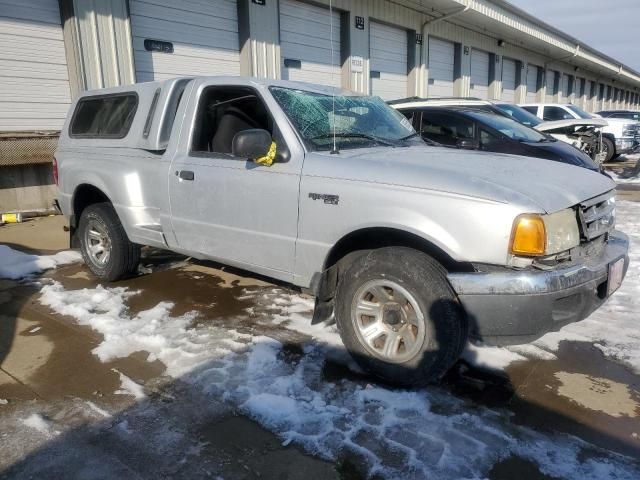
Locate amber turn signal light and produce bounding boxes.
[510,215,546,256]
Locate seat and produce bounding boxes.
[210,106,260,153]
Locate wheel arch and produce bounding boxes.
[323,226,472,274]
[70,184,114,247]
[310,226,474,324]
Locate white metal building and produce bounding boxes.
[2,0,638,212]
[2,0,640,136]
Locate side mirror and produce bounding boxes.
[232,129,272,160]
[456,138,479,150]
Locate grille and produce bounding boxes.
[577,190,615,241]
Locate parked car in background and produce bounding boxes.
[520,103,640,162]
[493,103,607,164]
[390,98,606,165]
[55,77,628,386]
[391,100,601,172]
[596,110,640,122]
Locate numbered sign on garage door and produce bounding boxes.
[129,0,241,82]
[470,49,490,100]
[427,37,455,97]
[280,0,341,87]
[526,64,539,102]
[369,22,408,100]
[501,58,517,102]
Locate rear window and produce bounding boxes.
[70,93,138,138]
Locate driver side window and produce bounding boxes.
[191,87,273,157]
[543,106,574,121]
[419,111,475,147]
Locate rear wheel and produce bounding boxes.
[334,247,467,386]
[78,203,140,281]
[601,137,615,162]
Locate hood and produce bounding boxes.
[520,139,598,171]
[535,118,609,131]
[304,146,615,214]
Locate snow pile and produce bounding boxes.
[39,282,249,378]
[609,170,640,184]
[0,245,81,279]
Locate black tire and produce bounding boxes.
[334,247,467,386]
[602,136,615,163]
[78,202,141,281]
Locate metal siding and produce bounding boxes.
[279,0,341,87]
[501,57,516,102]
[470,49,490,100]
[525,64,538,102]
[427,36,455,97]
[369,21,407,100]
[545,69,556,103]
[561,73,570,103]
[129,0,241,82]
[0,0,71,131]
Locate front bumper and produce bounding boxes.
[447,231,629,346]
[615,137,636,153]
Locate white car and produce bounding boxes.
[520,103,640,162]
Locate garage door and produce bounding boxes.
[0,0,71,131]
[427,37,455,97]
[369,22,407,100]
[280,0,341,87]
[561,74,570,102]
[129,0,240,82]
[470,49,490,100]
[525,64,539,102]
[545,70,556,103]
[501,58,517,102]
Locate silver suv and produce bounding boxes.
[54,77,629,385]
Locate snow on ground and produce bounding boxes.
[21,413,57,436]
[607,153,640,184]
[36,281,640,478]
[113,370,147,400]
[35,208,640,479]
[0,245,81,279]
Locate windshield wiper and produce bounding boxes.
[310,132,396,147]
[400,132,441,146]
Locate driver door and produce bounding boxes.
[168,84,302,280]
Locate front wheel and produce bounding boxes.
[78,202,141,281]
[334,247,467,386]
[601,137,615,163]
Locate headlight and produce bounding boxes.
[510,209,580,257]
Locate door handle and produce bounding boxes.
[177,170,194,181]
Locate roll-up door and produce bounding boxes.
[427,37,455,97]
[0,0,71,130]
[525,64,539,102]
[546,70,556,103]
[470,49,490,100]
[501,58,517,102]
[280,0,341,87]
[369,22,407,100]
[129,0,240,82]
[561,74,570,102]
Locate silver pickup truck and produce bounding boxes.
[55,77,629,385]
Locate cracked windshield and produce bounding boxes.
[270,86,417,150]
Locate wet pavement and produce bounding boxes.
[1,202,640,478]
